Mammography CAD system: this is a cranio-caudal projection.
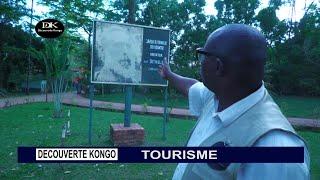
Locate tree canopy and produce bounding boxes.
[0,0,319,96]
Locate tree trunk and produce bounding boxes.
[51,75,67,118]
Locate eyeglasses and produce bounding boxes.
[196,47,217,63]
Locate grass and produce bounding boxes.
[0,103,319,179]
[0,103,192,179]
[93,92,189,109]
[273,96,320,119]
[93,92,320,119]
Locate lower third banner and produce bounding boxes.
[17,147,304,163]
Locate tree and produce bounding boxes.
[30,38,71,118]
[264,2,320,96]
[109,0,207,88]
[39,0,111,92]
[0,23,43,90]
[2,0,319,97]
[299,3,320,68]
[0,0,27,25]
[214,0,260,25]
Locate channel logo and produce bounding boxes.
[35,19,64,38]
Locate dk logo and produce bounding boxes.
[42,22,59,29]
[35,19,64,38]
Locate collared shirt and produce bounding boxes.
[172,82,310,180]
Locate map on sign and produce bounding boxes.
[91,21,170,86]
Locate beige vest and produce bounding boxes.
[181,90,303,180]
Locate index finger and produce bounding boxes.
[163,57,168,64]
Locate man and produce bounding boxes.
[158,24,310,180]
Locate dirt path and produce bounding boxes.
[1,92,319,130]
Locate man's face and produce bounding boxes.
[199,29,227,93]
[200,51,219,92]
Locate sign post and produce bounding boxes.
[124,0,134,128]
[91,21,170,146]
[91,21,170,86]
[88,21,96,145]
[124,85,132,127]
[88,84,94,145]
[163,86,168,140]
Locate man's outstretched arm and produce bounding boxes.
[158,58,198,96]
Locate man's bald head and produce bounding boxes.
[205,24,267,63]
[201,24,267,93]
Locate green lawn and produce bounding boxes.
[93,92,320,119]
[273,96,320,119]
[93,92,189,109]
[0,103,319,179]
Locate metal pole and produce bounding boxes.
[163,86,168,140]
[26,0,34,95]
[88,23,93,144]
[123,0,135,128]
[124,85,132,127]
[45,84,48,102]
[89,84,94,144]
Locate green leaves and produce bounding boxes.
[29,38,72,118]
[256,7,279,33]
[2,0,320,96]
[29,39,71,80]
[215,0,260,24]
[0,0,28,25]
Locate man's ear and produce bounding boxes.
[215,58,224,76]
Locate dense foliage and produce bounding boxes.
[0,0,319,96]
